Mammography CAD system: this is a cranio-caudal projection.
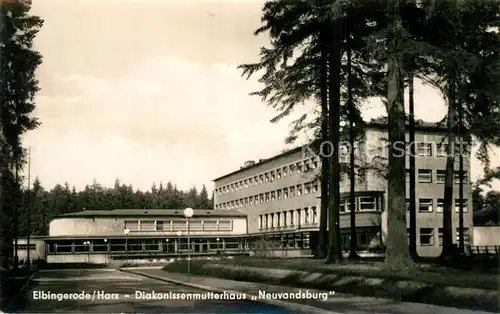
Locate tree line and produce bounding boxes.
[239,0,500,269]
[15,178,213,237]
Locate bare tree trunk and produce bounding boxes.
[316,27,329,259]
[458,101,465,253]
[347,32,359,259]
[384,0,414,270]
[408,75,418,260]
[441,79,456,260]
[326,18,343,264]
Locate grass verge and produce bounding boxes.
[211,257,499,290]
[162,259,499,312]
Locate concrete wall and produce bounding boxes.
[15,238,47,262]
[472,226,500,246]
[47,253,108,264]
[49,217,247,237]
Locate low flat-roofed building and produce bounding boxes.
[43,208,248,264]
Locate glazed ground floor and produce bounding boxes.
[16,224,450,263]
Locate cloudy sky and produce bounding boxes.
[25,0,498,192]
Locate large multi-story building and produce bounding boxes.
[213,120,473,257]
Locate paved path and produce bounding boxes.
[127,269,497,314]
[4,268,315,313]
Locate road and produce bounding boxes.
[4,269,310,313]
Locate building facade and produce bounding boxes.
[34,209,249,264]
[213,121,473,257]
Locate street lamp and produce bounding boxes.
[184,207,194,282]
[124,229,130,266]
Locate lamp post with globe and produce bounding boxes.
[184,207,194,282]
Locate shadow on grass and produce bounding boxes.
[39,263,110,270]
[162,260,499,313]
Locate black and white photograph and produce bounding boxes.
[0,0,499,313]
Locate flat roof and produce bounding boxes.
[213,119,448,182]
[55,209,246,219]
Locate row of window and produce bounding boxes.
[418,228,470,246]
[406,170,468,184]
[258,206,318,229]
[248,233,311,250]
[216,182,319,210]
[47,238,245,254]
[123,219,233,232]
[216,157,318,195]
[407,198,468,213]
[404,142,469,157]
[216,141,470,196]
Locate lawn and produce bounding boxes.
[164,257,500,290]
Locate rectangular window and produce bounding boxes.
[437,199,444,213]
[456,228,470,244]
[259,215,263,229]
[277,190,282,200]
[454,199,468,213]
[436,170,446,183]
[313,183,318,193]
[172,220,187,231]
[284,188,289,199]
[203,221,218,231]
[417,142,433,156]
[265,192,270,202]
[271,191,276,201]
[140,221,155,231]
[420,228,434,246]
[454,171,468,184]
[339,199,346,213]
[124,220,139,231]
[283,166,288,176]
[189,220,203,231]
[156,221,164,231]
[311,206,318,224]
[290,186,295,197]
[312,158,318,169]
[359,197,376,211]
[296,162,303,173]
[218,220,232,231]
[289,210,295,225]
[418,169,432,183]
[304,208,309,223]
[305,184,311,194]
[277,169,282,178]
[437,143,448,157]
[297,185,303,196]
[418,198,433,212]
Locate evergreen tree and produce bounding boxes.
[0,0,43,271]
